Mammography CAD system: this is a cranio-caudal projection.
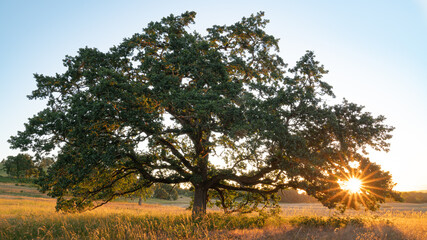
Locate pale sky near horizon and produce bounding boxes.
[1,1,426,191]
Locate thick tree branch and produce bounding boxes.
[126,152,191,184]
[207,162,278,187]
[216,183,284,195]
[157,137,194,172]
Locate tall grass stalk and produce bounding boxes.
[0,197,426,239]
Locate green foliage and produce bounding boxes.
[2,154,35,179]
[176,187,192,197]
[153,187,169,200]
[152,183,179,200]
[170,189,179,201]
[209,189,281,215]
[0,175,35,184]
[0,163,6,176]
[37,157,55,169]
[9,11,399,216]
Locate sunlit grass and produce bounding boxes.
[0,195,426,240]
[0,196,276,239]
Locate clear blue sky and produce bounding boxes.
[1,0,426,191]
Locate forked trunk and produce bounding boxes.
[192,185,208,218]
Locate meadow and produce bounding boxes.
[0,182,426,239]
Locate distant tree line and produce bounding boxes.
[278,189,427,204]
[1,154,54,179]
[400,192,427,203]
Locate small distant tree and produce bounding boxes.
[176,187,192,197]
[153,187,169,200]
[152,183,179,200]
[2,154,35,179]
[34,157,55,177]
[170,189,179,200]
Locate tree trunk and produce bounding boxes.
[192,185,208,218]
[138,196,142,206]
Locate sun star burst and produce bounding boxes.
[322,160,390,210]
[340,177,363,194]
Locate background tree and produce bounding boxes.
[37,157,55,169]
[9,11,400,217]
[152,183,179,200]
[2,154,35,179]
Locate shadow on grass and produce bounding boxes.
[208,215,410,240]
[284,224,407,240]
[212,223,408,240]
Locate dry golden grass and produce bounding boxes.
[0,182,45,196]
[0,190,426,239]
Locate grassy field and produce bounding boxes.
[0,182,426,239]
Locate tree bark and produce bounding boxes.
[192,185,208,218]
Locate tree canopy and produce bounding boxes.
[2,153,35,179]
[9,11,400,216]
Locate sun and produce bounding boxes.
[322,160,392,210]
[340,177,363,194]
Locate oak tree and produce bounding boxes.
[9,12,400,217]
